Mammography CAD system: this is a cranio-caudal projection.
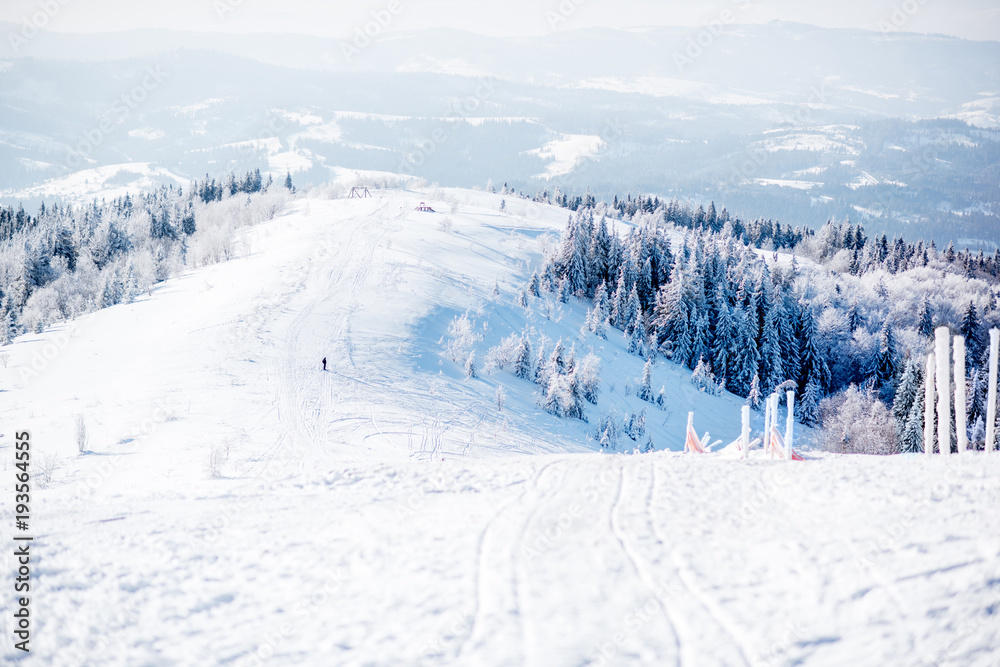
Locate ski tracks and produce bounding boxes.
[640,461,757,667]
[457,460,567,667]
[273,200,389,461]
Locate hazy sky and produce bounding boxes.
[1,0,998,41]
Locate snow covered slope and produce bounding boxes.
[2,188,999,665]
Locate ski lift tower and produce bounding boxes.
[349,186,372,199]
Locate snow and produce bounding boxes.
[527,134,605,179]
[755,131,861,155]
[0,162,188,205]
[568,76,775,106]
[268,149,314,175]
[752,178,822,190]
[127,127,166,141]
[848,171,881,190]
[2,187,999,665]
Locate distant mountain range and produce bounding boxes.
[1,22,998,246]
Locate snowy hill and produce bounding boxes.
[2,188,999,665]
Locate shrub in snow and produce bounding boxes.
[444,313,482,363]
[624,411,646,442]
[541,373,586,421]
[464,352,477,379]
[690,358,721,396]
[574,353,602,405]
[74,415,88,455]
[819,384,900,455]
[595,413,622,451]
[495,385,507,412]
[483,333,521,374]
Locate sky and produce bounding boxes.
[0,0,998,41]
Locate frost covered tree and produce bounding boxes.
[514,336,533,380]
[747,373,762,410]
[818,385,899,455]
[900,392,925,453]
[892,359,922,440]
[869,319,898,401]
[574,353,601,404]
[464,352,477,379]
[961,302,984,366]
[712,294,735,385]
[798,377,822,426]
[691,358,720,396]
[627,315,649,358]
[637,360,654,402]
[917,297,934,337]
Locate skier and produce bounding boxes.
[322,357,327,371]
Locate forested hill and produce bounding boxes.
[526,196,998,453]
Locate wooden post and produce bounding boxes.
[954,336,967,454]
[686,412,694,453]
[763,395,772,458]
[741,405,750,460]
[771,393,781,458]
[924,352,936,455]
[785,390,795,462]
[936,327,951,455]
[987,329,999,454]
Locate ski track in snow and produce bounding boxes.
[3,189,1000,666]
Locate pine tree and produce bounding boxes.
[747,373,762,410]
[759,304,783,393]
[514,336,533,380]
[691,358,720,396]
[730,307,760,396]
[961,302,984,366]
[464,352,477,379]
[637,360,654,402]
[284,171,295,192]
[870,319,898,401]
[622,285,641,335]
[797,307,830,393]
[712,297,736,387]
[627,317,648,357]
[533,343,548,386]
[900,392,925,453]
[798,377,822,426]
[917,298,934,337]
[892,359,922,440]
[548,339,566,375]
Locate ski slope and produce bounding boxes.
[2,188,999,666]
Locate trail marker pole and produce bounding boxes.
[763,396,771,458]
[785,390,795,462]
[924,353,936,455]
[686,412,694,453]
[741,405,750,460]
[936,327,951,455]
[770,393,780,458]
[987,329,999,454]
[954,336,967,454]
